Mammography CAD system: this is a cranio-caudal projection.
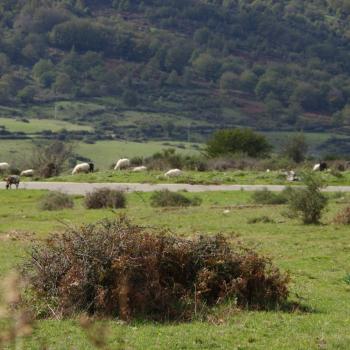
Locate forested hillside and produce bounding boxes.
[1,0,350,142]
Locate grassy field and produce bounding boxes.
[0,140,202,169]
[49,169,350,186]
[1,189,350,349]
[0,117,92,133]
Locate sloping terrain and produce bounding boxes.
[1,0,350,150]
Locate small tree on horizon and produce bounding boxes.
[206,128,272,158]
[283,133,308,163]
[30,140,75,178]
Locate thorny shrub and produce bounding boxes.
[251,188,291,205]
[333,206,350,225]
[38,192,74,211]
[247,216,275,224]
[85,188,126,209]
[22,218,290,322]
[150,190,202,207]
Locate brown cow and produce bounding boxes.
[4,175,20,189]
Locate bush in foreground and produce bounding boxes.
[150,189,202,207]
[23,218,289,321]
[85,188,126,209]
[38,192,74,211]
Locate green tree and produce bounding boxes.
[32,59,55,79]
[206,128,272,158]
[192,53,221,81]
[164,44,192,74]
[239,70,258,93]
[219,71,239,91]
[0,81,10,104]
[122,89,138,106]
[17,86,35,103]
[283,133,308,163]
[287,173,328,224]
[193,27,210,45]
[53,73,74,94]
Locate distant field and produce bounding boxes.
[0,139,202,169]
[0,117,92,133]
[263,131,350,152]
[76,140,202,168]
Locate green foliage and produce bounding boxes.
[344,274,350,285]
[247,215,275,224]
[39,192,74,211]
[85,188,126,209]
[192,53,221,81]
[287,173,328,224]
[122,90,138,106]
[0,0,350,135]
[150,189,202,207]
[283,134,309,163]
[252,188,289,205]
[50,19,113,53]
[17,86,35,103]
[206,128,272,158]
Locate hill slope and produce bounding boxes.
[1,0,350,145]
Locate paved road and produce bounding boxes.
[1,182,350,194]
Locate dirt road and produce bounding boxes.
[1,182,350,194]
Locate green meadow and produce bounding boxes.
[0,139,202,169]
[0,189,349,349]
[0,117,92,133]
[50,169,350,186]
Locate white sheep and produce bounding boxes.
[0,162,10,172]
[114,158,130,170]
[164,169,182,177]
[20,169,34,177]
[132,166,147,172]
[72,163,90,175]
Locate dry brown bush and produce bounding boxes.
[150,190,202,207]
[38,192,74,211]
[30,141,74,178]
[23,218,289,322]
[85,188,126,209]
[333,206,350,225]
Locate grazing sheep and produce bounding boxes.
[132,166,147,172]
[20,169,34,177]
[4,175,20,189]
[313,164,320,171]
[285,170,299,182]
[0,162,10,172]
[72,163,93,175]
[313,162,327,171]
[165,169,182,177]
[114,158,130,170]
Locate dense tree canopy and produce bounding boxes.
[206,128,272,158]
[0,0,350,134]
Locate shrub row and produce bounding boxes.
[39,189,202,211]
